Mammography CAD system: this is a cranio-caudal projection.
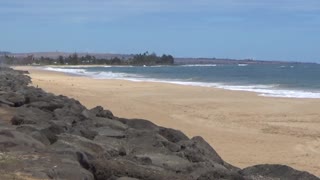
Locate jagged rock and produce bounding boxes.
[45,164,94,180]
[92,117,128,130]
[3,92,26,107]
[81,109,93,119]
[27,100,64,111]
[0,98,14,106]
[189,162,244,180]
[161,140,181,152]
[125,129,170,155]
[117,177,140,180]
[159,127,189,143]
[240,164,320,180]
[80,128,98,140]
[16,125,51,145]
[95,126,126,138]
[53,99,86,119]
[134,153,191,171]
[90,105,114,119]
[50,133,106,157]
[4,151,95,180]
[178,136,224,164]
[23,87,56,103]
[94,135,126,154]
[91,158,192,180]
[123,119,160,131]
[11,106,53,126]
[40,122,68,144]
[0,129,45,151]
[54,108,85,124]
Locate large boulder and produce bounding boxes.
[40,122,69,144]
[0,150,94,180]
[159,127,189,143]
[95,126,125,138]
[27,100,64,112]
[91,157,192,180]
[125,129,171,155]
[0,92,25,107]
[188,162,244,180]
[94,135,127,156]
[16,125,51,145]
[134,153,191,171]
[0,129,45,152]
[90,106,114,119]
[50,133,106,157]
[54,99,86,118]
[92,117,128,130]
[11,106,53,126]
[123,119,159,131]
[240,164,320,180]
[178,136,224,164]
[45,164,94,180]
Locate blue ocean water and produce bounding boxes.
[45,63,320,98]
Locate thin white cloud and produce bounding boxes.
[0,0,319,23]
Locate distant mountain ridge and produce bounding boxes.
[0,51,11,55]
[174,58,308,65]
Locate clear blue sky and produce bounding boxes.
[1,0,320,62]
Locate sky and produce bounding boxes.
[0,0,320,62]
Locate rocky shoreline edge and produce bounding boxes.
[0,66,318,180]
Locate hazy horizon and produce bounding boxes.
[1,1,319,62]
[1,51,318,63]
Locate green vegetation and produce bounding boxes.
[131,52,174,65]
[0,52,174,66]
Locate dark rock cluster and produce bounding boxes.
[0,66,318,180]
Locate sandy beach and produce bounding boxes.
[13,66,320,176]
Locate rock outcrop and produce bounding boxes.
[0,66,318,180]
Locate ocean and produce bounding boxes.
[44,63,320,98]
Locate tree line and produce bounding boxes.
[0,52,174,66]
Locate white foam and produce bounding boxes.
[181,64,217,67]
[43,67,320,99]
[107,78,320,99]
[141,81,320,98]
[44,67,87,74]
[147,65,172,67]
[92,71,141,79]
[214,84,320,98]
[103,65,134,68]
[44,67,136,79]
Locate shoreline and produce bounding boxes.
[13,66,320,176]
[36,65,320,99]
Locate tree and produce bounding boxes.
[69,53,79,65]
[110,57,121,65]
[160,54,174,64]
[58,56,64,65]
[1,52,175,66]
[3,55,13,65]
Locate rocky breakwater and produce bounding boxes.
[0,66,319,180]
